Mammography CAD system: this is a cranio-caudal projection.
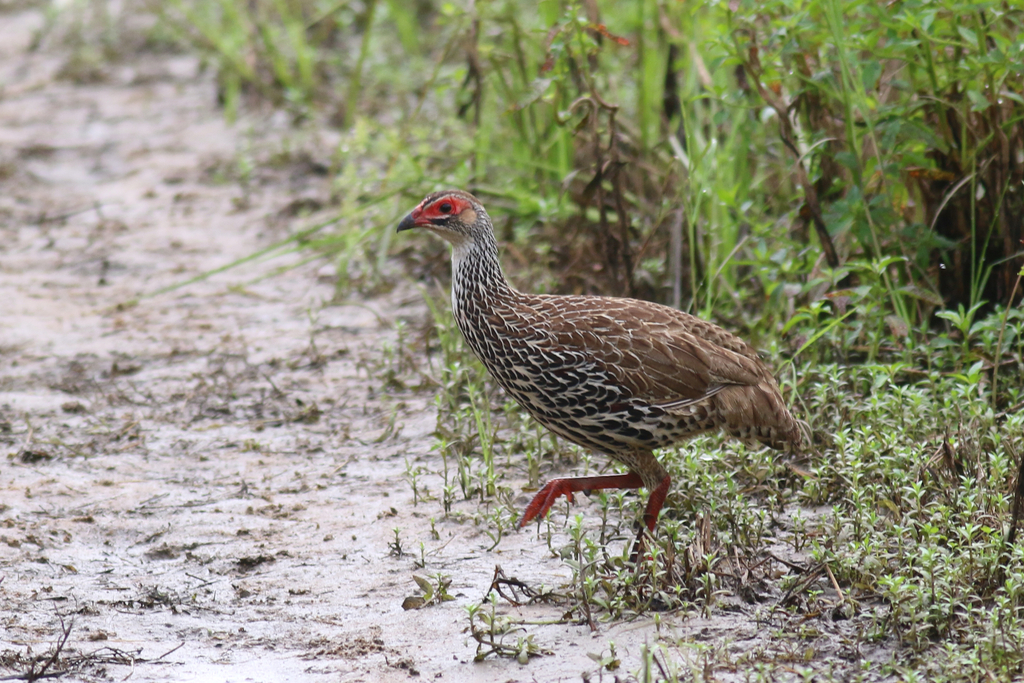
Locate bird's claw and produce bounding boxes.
[518,479,576,528]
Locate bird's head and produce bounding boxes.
[397,190,488,248]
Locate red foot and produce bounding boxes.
[517,472,674,566]
[518,473,646,528]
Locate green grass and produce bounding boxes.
[42,0,1024,330]
[397,291,1024,680]
[160,0,1021,352]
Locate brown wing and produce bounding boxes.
[521,294,773,408]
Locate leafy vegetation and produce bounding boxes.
[148,0,1023,322]
[391,285,1024,681]
[35,0,1024,679]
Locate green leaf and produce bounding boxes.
[835,151,860,172]
[861,60,882,92]
[413,574,434,601]
[782,312,812,335]
[957,25,978,48]
[919,9,936,33]
[967,89,990,111]
[386,0,419,52]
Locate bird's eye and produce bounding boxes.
[439,202,453,213]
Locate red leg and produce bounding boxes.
[518,473,644,528]
[641,475,672,533]
[631,474,672,562]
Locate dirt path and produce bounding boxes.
[0,8,654,683]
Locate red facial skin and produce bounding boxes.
[406,194,471,228]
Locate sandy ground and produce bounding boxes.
[0,7,876,682]
[0,8,657,682]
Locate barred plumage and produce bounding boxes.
[399,190,801,554]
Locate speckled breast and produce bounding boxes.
[453,300,719,457]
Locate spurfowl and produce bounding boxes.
[399,190,801,553]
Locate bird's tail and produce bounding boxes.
[719,382,806,454]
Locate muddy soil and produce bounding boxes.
[0,6,878,682]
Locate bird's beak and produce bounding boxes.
[397,213,419,233]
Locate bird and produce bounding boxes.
[398,189,802,557]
